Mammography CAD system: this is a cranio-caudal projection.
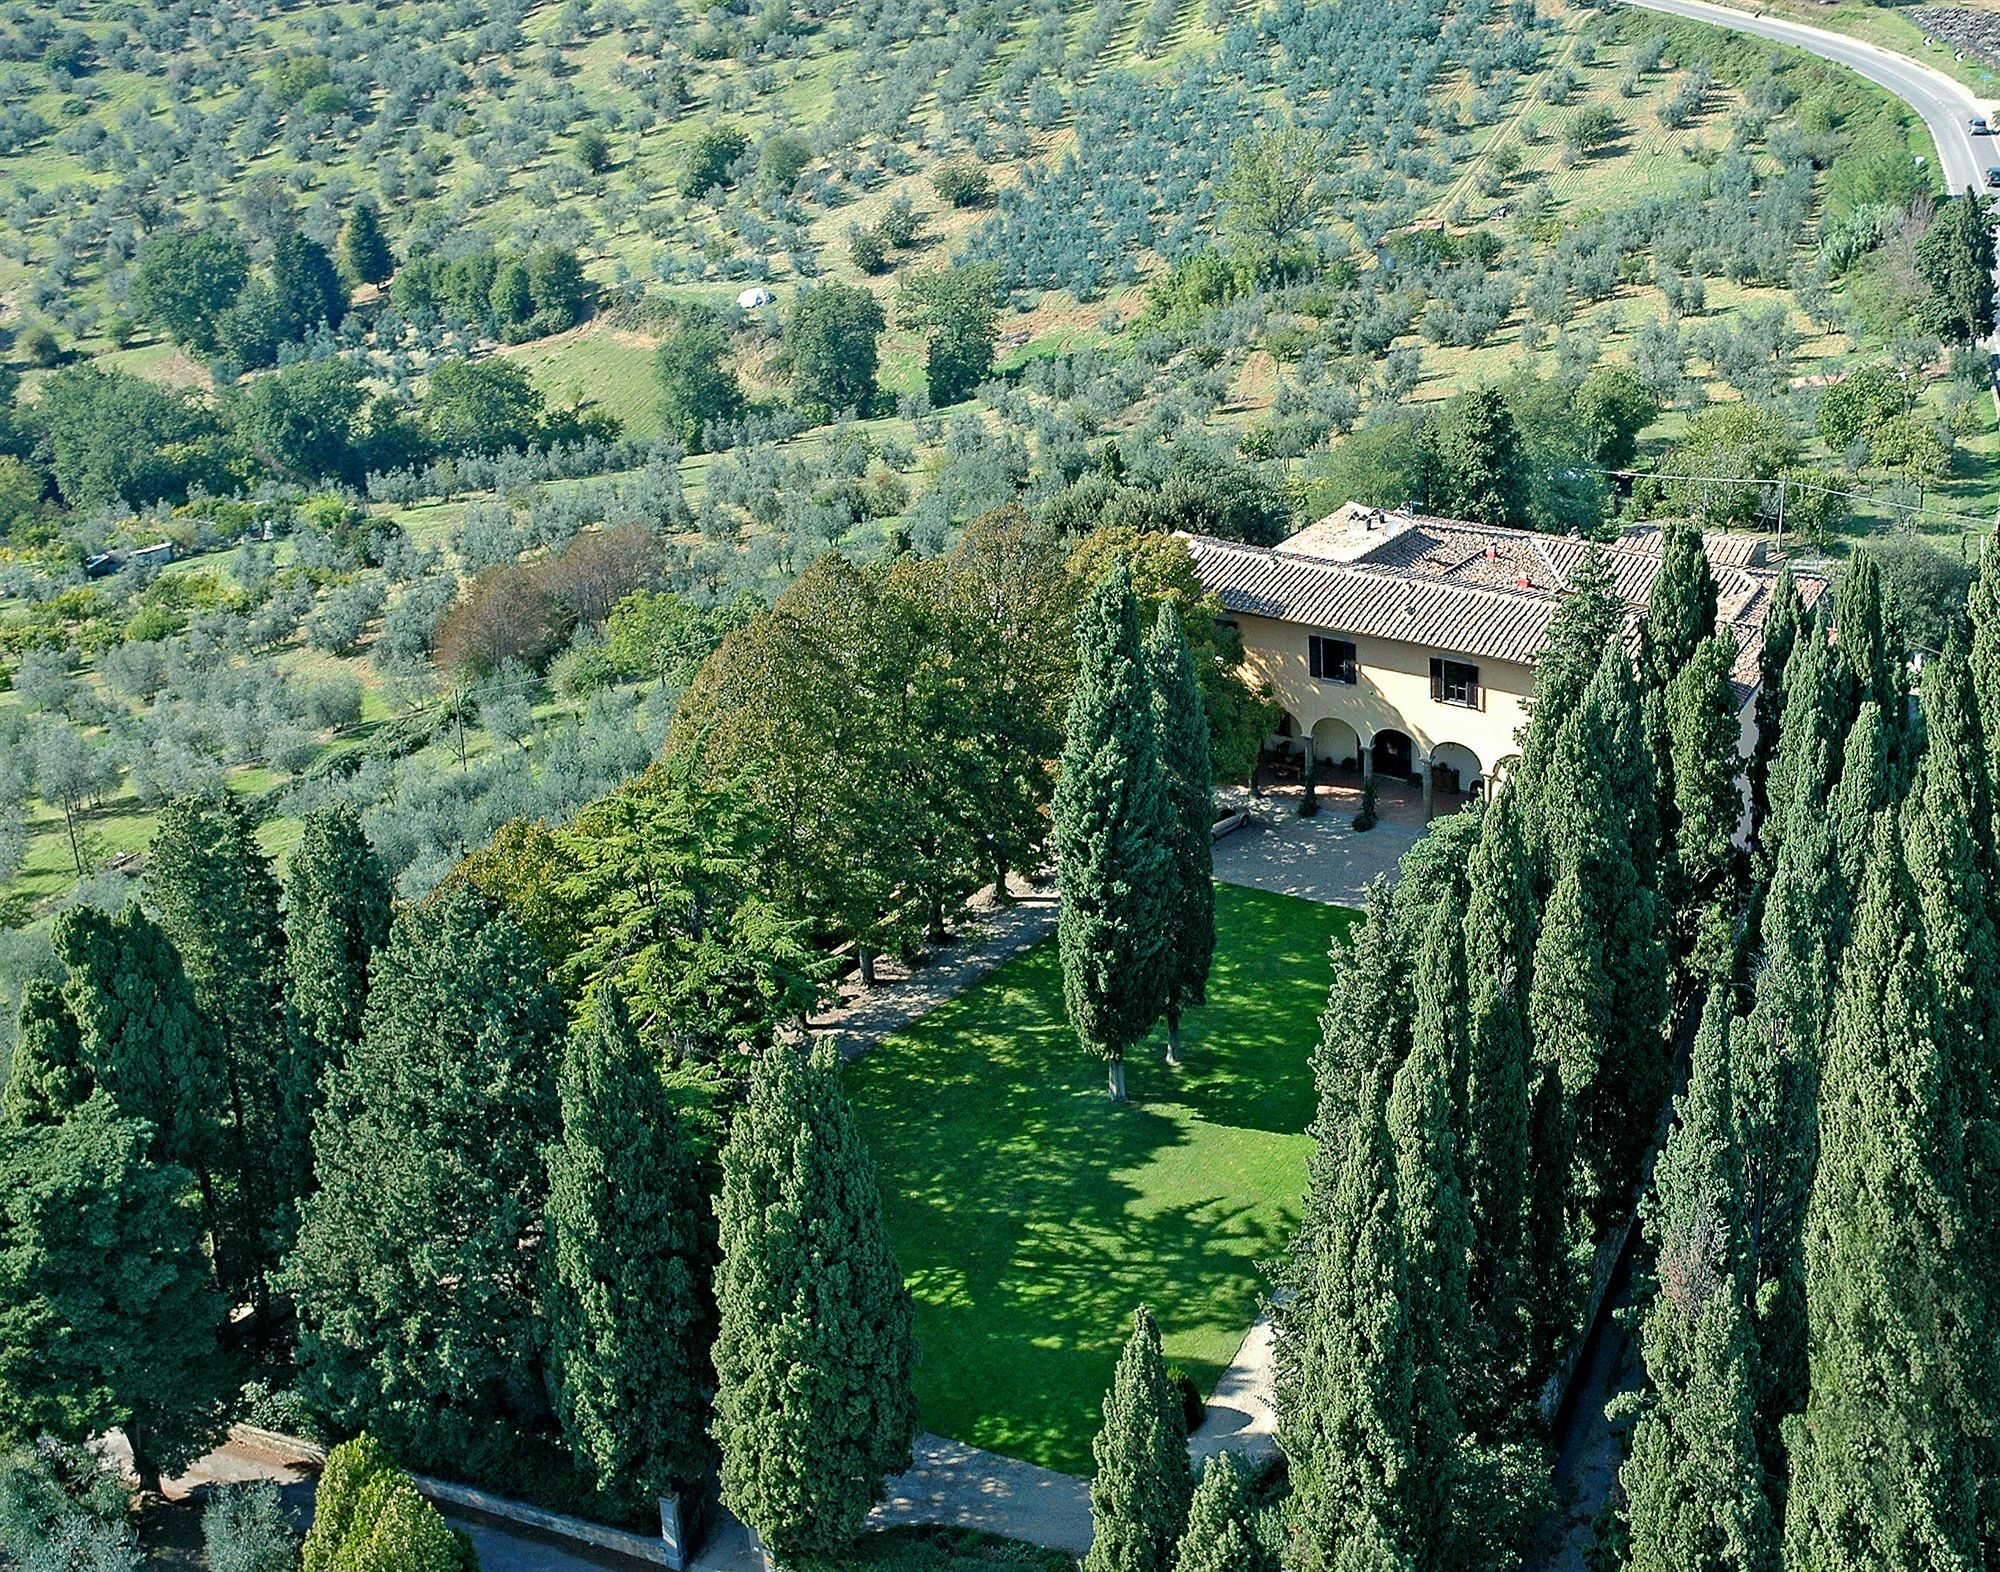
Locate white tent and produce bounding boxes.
[736,287,775,309]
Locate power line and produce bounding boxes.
[1588,464,2000,534]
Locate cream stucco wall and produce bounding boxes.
[1231,611,1536,788]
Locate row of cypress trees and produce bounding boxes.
[1054,568,1217,1100]
[1250,523,1830,1569]
[1,794,920,1562]
[1618,542,2000,1570]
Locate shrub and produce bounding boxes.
[1165,1365,1207,1434]
[203,1481,298,1572]
[1352,778,1377,832]
[19,323,61,367]
[682,124,748,196]
[929,161,993,208]
[848,226,888,275]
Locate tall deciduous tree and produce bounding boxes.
[144,796,287,1298]
[1425,387,1530,532]
[1276,1075,1415,1572]
[280,804,392,1219]
[711,1043,917,1564]
[1055,569,1172,1100]
[282,888,564,1484]
[0,1098,235,1494]
[1619,994,1776,1572]
[546,985,716,1513]
[1783,821,1983,1572]
[1083,1307,1193,1572]
[1146,602,1215,1066]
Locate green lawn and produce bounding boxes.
[846,883,1357,1476]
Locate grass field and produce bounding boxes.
[845,883,1357,1476]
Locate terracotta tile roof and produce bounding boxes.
[1185,507,1828,704]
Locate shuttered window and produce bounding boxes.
[1430,657,1481,708]
[1309,635,1357,684]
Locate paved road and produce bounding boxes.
[1624,0,1994,194]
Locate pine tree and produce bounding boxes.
[0,1096,236,1494]
[1460,789,1534,1404]
[711,1042,917,1564]
[1666,632,1744,977]
[281,887,564,1482]
[1387,964,1469,1564]
[1083,1307,1193,1572]
[1276,1075,1415,1572]
[2,980,89,1127]
[1641,521,1719,691]
[50,903,230,1277]
[341,198,394,286]
[279,805,392,1228]
[1737,780,1837,1463]
[1748,565,1801,839]
[1172,1453,1274,1572]
[1055,568,1173,1099]
[1619,994,1776,1572]
[1145,603,1215,1067]
[547,984,716,1512]
[144,796,287,1299]
[1783,821,1982,1572]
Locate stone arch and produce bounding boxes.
[1311,716,1362,774]
[1372,727,1415,781]
[1429,741,1483,799]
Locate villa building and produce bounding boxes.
[1186,503,1828,815]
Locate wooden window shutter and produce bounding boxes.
[1429,657,1443,701]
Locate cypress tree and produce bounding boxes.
[1329,1524,1412,1572]
[1522,1062,1577,1384]
[281,887,564,1482]
[50,902,230,1277]
[1276,1075,1415,1572]
[1055,568,1173,1099]
[1833,553,1895,741]
[1665,632,1744,978]
[546,984,716,1513]
[1756,613,1840,882]
[1083,1307,1193,1572]
[1826,702,1889,907]
[1641,521,1719,692]
[1305,880,1411,1175]
[341,197,394,286]
[711,1042,917,1564]
[1901,659,2000,1318]
[1747,564,1800,840]
[1515,549,1623,871]
[1737,778,1837,1462]
[1460,789,1534,1402]
[2,980,89,1127]
[1145,603,1215,1067]
[1619,993,1777,1572]
[1172,1453,1274,1572]
[1528,869,1616,1224]
[1388,969,1469,1564]
[1969,533,2000,846]
[279,805,392,1226]
[144,796,287,1297]
[1783,821,1982,1572]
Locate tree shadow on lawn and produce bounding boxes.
[844,886,1354,1476]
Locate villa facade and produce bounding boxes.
[1186,504,1827,814]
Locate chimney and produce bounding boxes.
[1484,544,1497,560]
